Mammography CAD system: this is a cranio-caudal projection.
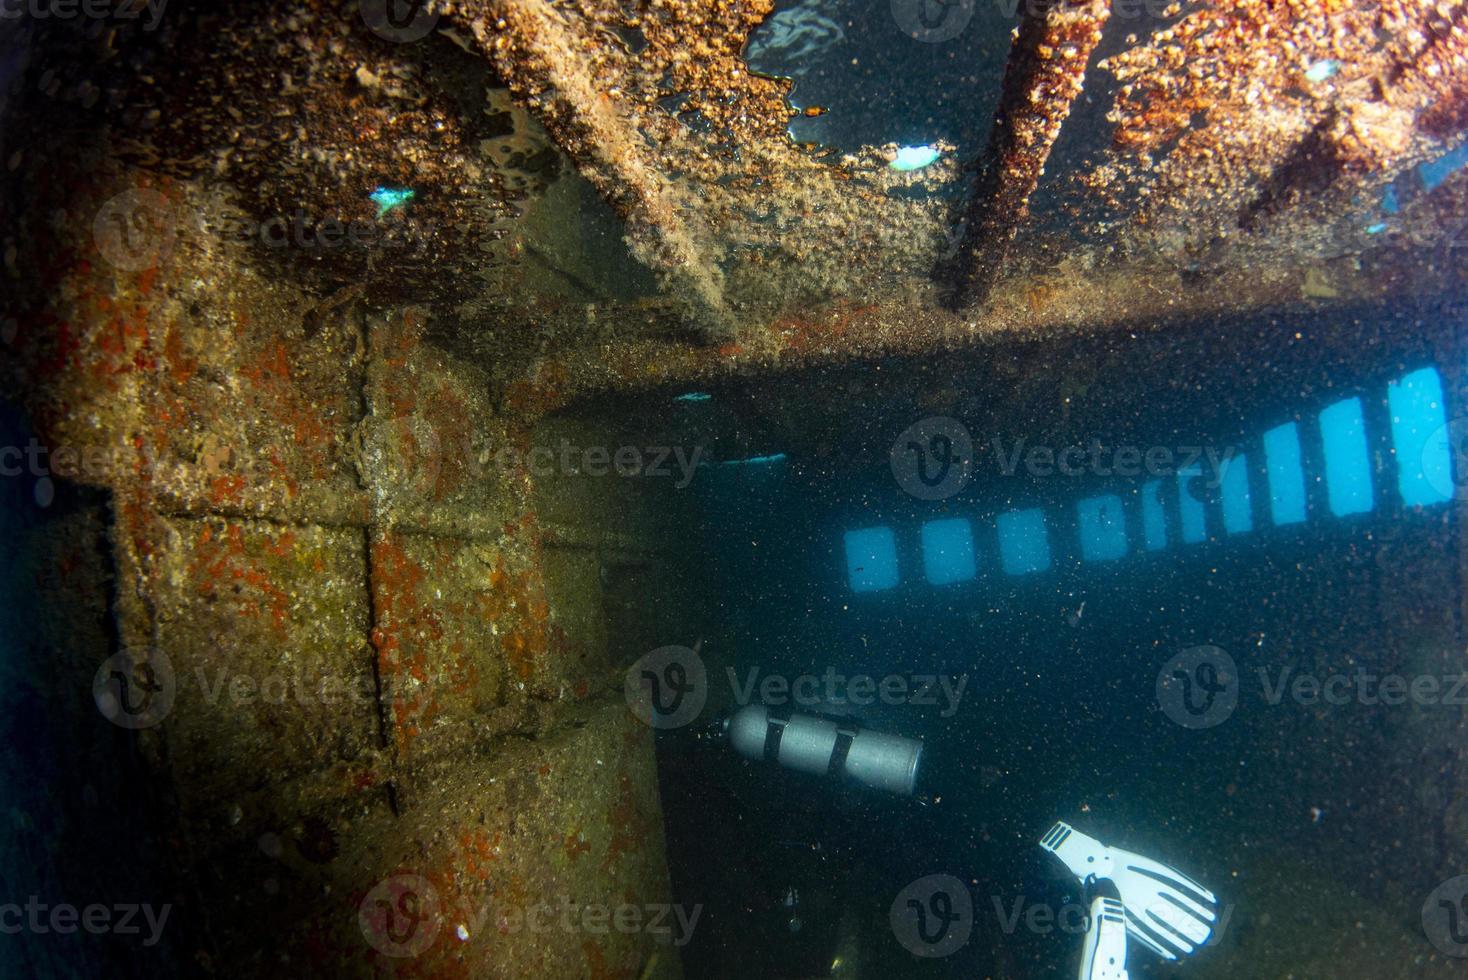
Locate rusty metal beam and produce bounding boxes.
[947,0,1110,310]
[468,0,737,341]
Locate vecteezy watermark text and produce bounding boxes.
[0,436,706,490]
[995,0,1180,19]
[0,0,168,30]
[990,437,1237,488]
[357,874,701,958]
[93,648,500,729]
[208,210,427,253]
[1157,645,1468,730]
[624,646,969,730]
[989,894,1234,941]
[890,416,1239,501]
[1257,666,1468,708]
[727,666,968,719]
[0,898,170,946]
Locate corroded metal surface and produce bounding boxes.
[467,0,741,337]
[949,0,1111,307]
[442,0,961,332]
[2,4,1468,973]
[5,0,1466,346]
[1082,0,1468,267]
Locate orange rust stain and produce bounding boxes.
[504,359,572,418]
[369,532,441,755]
[186,520,293,632]
[235,337,334,481]
[209,474,246,505]
[581,937,636,980]
[459,828,502,880]
[602,774,649,873]
[773,301,878,355]
[382,307,428,371]
[265,531,297,557]
[563,831,591,863]
[478,545,555,683]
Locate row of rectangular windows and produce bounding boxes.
[845,366,1455,592]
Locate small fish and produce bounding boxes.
[1303,59,1340,83]
[370,186,415,218]
[889,145,941,172]
[803,105,828,117]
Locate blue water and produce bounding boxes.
[841,365,1455,592]
[646,312,1464,979]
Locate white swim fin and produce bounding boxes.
[1040,820,1218,961]
[1077,880,1129,980]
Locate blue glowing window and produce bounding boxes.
[1263,422,1307,525]
[1076,495,1128,562]
[1141,480,1167,551]
[996,509,1051,575]
[1387,367,1453,507]
[845,526,899,592]
[921,518,977,585]
[1176,463,1208,544]
[1319,397,1374,516]
[1219,453,1253,534]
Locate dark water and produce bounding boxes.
[592,300,1467,977]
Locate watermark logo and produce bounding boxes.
[0,898,170,945]
[989,893,1235,944]
[0,0,168,30]
[0,434,703,495]
[890,874,972,957]
[728,666,967,718]
[1422,876,1468,957]
[1156,645,1238,729]
[358,877,700,956]
[891,0,975,42]
[625,645,707,730]
[93,189,178,271]
[1423,417,1468,503]
[891,417,975,500]
[489,899,701,946]
[209,209,429,254]
[992,438,1236,486]
[93,647,175,729]
[359,874,442,958]
[360,0,439,43]
[1257,666,1468,708]
[996,0,1179,19]
[992,896,1092,936]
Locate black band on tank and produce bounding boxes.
[828,729,855,776]
[764,714,787,762]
